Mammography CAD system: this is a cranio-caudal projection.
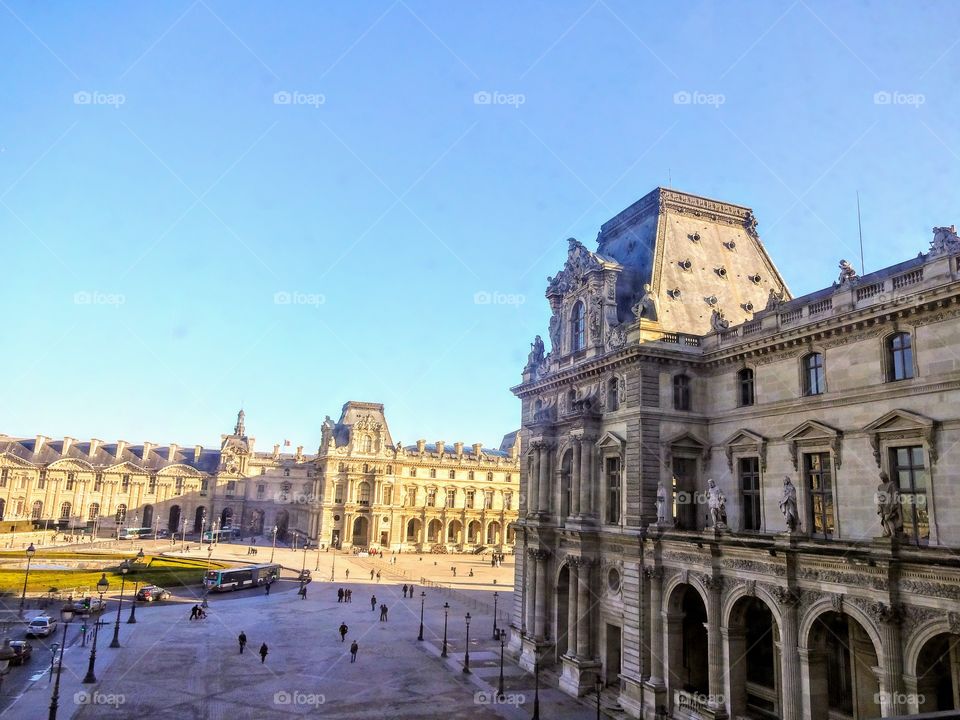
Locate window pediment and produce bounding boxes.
[0,453,37,469]
[595,431,626,454]
[723,429,767,472]
[783,420,842,471]
[864,409,938,467]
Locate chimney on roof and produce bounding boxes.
[35,435,48,454]
[416,439,426,454]
[168,444,178,462]
[63,437,76,454]
[90,438,103,456]
[273,444,280,460]
[194,445,202,463]
[116,440,128,457]
[472,443,483,457]
[436,440,445,456]
[454,442,464,456]
[143,441,154,458]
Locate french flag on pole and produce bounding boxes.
[283,439,291,447]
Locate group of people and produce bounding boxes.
[368,569,382,582]
[400,584,417,598]
[337,587,353,603]
[188,604,208,620]
[238,631,269,664]
[489,552,506,568]
[369,595,389,621]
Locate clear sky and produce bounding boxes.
[2,1,958,451]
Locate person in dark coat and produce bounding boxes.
[238,631,247,654]
[259,643,268,663]
[339,622,349,642]
[379,604,388,622]
[402,584,408,598]
[265,581,272,596]
[370,595,377,611]
[350,640,358,662]
[337,587,344,603]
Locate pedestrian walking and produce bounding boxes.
[346,589,352,603]
[402,584,408,598]
[299,584,307,599]
[370,595,377,611]
[265,580,272,596]
[337,587,344,603]
[339,622,349,642]
[259,643,268,664]
[370,569,375,580]
[345,569,350,579]
[238,631,247,654]
[379,604,388,622]
[376,571,381,582]
[189,605,198,620]
[350,640,358,662]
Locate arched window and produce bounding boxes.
[738,368,755,406]
[887,332,913,381]
[608,377,619,411]
[571,301,586,351]
[88,502,100,520]
[115,504,127,523]
[31,500,43,520]
[429,468,437,479]
[358,482,371,505]
[448,470,455,480]
[803,353,825,396]
[363,436,373,453]
[60,501,72,519]
[486,471,493,482]
[673,374,691,411]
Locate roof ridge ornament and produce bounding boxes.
[930,225,960,256]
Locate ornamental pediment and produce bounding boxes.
[863,409,934,433]
[103,460,148,474]
[47,458,95,472]
[0,452,36,468]
[157,464,205,477]
[664,430,708,450]
[546,238,618,297]
[723,428,766,448]
[783,419,841,442]
[595,431,626,452]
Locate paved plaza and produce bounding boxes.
[1,544,604,719]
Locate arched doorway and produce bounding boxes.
[917,632,960,711]
[427,519,442,543]
[727,596,780,717]
[193,506,206,533]
[406,518,421,543]
[246,509,264,536]
[486,521,500,544]
[665,583,709,710]
[556,564,570,660]
[467,520,481,544]
[806,611,881,719]
[142,504,154,530]
[220,507,233,528]
[275,510,290,540]
[447,519,462,544]
[351,516,369,547]
[168,505,181,533]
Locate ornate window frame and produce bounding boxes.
[784,419,843,538]
[596,431,626,527]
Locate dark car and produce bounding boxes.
[8,640,32,665]
[135,585,171,602]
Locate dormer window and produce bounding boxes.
[571,301,586,351]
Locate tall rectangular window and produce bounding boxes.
[738,368,755,406]
[606,457,621,524]
[465,490,475,509]
[175,476,183,494]
[891,446,928,543]
[673,375,691,411]
[803,353,825,396]
[148,475,157,494]
[805,452,834,538]
[0,469,7,488]
[887,333,914,381]
[446,489,456,508]
[739,457,761,531]
[121,474,130,492]
[382,486,393,506]
[427,489,436,507]
[94,473,103,492]
[504,493,512,510]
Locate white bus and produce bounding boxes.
[204,563,280,592]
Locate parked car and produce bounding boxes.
[155,529,170,539]
[8,640,32,665]
[135,585,171,602]
[72,598,107,613]
[25,616,57,638]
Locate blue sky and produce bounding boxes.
[2,1,958,450]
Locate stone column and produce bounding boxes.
[570,438,581,517]
[873,602,906,716]
[528,445,540,515]
[537,444,551,516]
[645,567,666,687]
[534,550,548,640]
[774,587,802,720]
[566,560,579,657]
[704,575,727,717]
[579,438,592,516]
[576,560,591,658]
[525,549,537,636]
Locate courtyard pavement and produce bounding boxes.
[1,543,609,719]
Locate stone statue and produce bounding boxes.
[930,225,960,256]
[710,308,730,332]
[877,471,903,537]
[707,478,727,528]
[632,283,659,322]
[838,259,858,284]
[526,335,545,369]
[779,476,799,532]
[606,324,627,350]
[765,287,785,310]
[548,313,561,351]
[656,481,667,524]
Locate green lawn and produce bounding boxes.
[0,553,229,596]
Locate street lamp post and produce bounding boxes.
[595,678,603,720]
[417,591,426,641]
[300,541,308,575]
[441,602,449,657]
[330,543,336,581]
[270,525,278,563]
[83,575,109,683]
[497,637,505,701]
[47,606,75,720]
[463,612,472,674]
[127,582,139,624]
[19,543,36,615]
[533,651,541,720]
[109,561,130,648]
[492,591,499,640]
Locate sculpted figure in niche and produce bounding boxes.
[656,481,668,524]
[779,476,799,532]
[632,283,659,322]
[548,312,561,351]
[526,335,545,369]
[877,471,903,537]
[707,478,727,528]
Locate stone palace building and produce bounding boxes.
[509,187,960,720]
[0,402,520,553]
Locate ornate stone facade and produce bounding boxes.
[510,187,960,719]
